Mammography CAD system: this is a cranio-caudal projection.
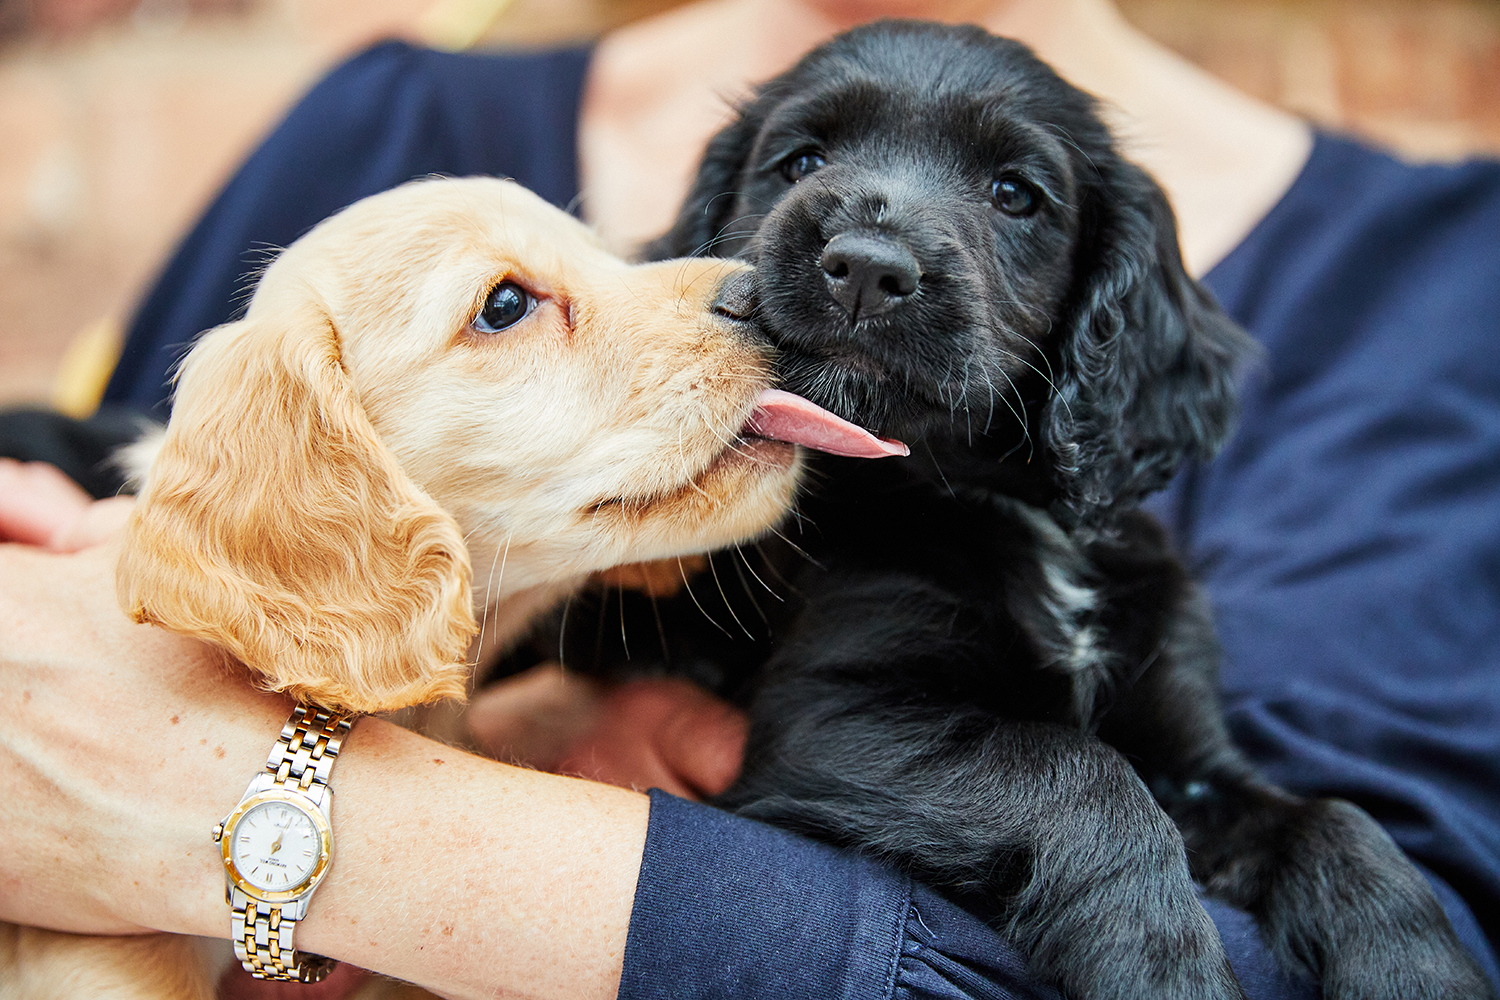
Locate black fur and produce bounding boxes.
[564,21,1490,1000]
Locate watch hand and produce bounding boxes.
[270,813,296,852]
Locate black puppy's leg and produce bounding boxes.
[1101,593,1494,999]
[726,672,1246,1000]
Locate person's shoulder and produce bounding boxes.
[1272,132,1500,245]
[1300,132,1500,290]
[1206,131,1500,325]
[1306,132,1500,217]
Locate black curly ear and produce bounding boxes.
[1043,159,1254,527]
[641,103,768,262]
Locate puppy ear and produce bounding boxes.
[641,102,766,261]
[117,306,476,713]
[1043,161,1254,526]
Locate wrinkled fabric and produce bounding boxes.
[1161,134,1500,977]
[631,792,1318,1000]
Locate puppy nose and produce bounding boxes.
[711,269,759,321]
[820,233,921,319]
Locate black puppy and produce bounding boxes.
[560,21,1491,1000]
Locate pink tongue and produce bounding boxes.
[745,388,909,459]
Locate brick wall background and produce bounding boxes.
[1,0,1496,408]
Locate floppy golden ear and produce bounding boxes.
[117,305,476,713]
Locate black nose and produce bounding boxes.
[712,269,758,322]
[820,233,921,319]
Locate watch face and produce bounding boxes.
[229,800,323,892]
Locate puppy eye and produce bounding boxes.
[992,175,1041,217]
[780,150,826,183]
[474,281,533,333]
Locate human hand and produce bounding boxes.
[0,458,132,551]
[466,663,748,800]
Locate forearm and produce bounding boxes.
[0,540,646,1000]
[153,712,647,1000]
[285,720,647,1000]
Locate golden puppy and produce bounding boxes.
[2,176,900,1000]
[120,175,811,715]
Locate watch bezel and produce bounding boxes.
[220,787,333,903]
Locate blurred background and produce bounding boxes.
[0,0,1497,411]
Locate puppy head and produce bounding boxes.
[120,178,802,713]
[650,21,1252,524]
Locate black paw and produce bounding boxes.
[1261,800,1495,1000]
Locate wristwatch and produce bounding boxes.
[212,705,356,982]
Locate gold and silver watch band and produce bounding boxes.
[230,886,339,982]
[227,705,354,983]
[264,705,353,796]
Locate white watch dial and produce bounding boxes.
[229,800,322,891]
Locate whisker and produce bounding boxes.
[557,593,574,671]
[708,553,754,640]
[753,538,807,599]
[994,341,1071,424]
[677,424,714,502]
[923,438,958,500]
[473,533,511,669]
[647,587,671,666]
[616,577,631,660]
[678,556,733,638]
[735,543,783,602]
[701,409,760,463]
[727,550,770,628]
[764,523,824,571]
[986,361,1030,436]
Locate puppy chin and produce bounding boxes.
[772,348,952,441]
[585,438,802,563]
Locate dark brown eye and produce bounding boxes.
[780,150,826,183]
[475,281,532,333]
[992,176,1040,217]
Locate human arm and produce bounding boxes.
[0,537,645,1000]
[1,517,1328,1000]
[0,534,1027,1000]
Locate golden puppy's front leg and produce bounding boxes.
[0,924,213,1000]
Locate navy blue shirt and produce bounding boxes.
[1153,134,1500,950]
[101,41,1500,997]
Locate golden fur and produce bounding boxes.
[121,175,800,713]
[5,176,802,1000]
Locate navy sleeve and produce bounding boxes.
[622,790,1317,1000]
[102,40,590,416]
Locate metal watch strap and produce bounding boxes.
[230,886,339,982]
[264,704,353,795]
[230,705,354,983]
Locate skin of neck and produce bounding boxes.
[579,0,1312,275]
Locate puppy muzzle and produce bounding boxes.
[820,232,922,321]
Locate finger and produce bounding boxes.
[0,459,94,546]
[48,496,135,552]
[650,684,748,798]
[466,663,605,769]
[565,679,747,800]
